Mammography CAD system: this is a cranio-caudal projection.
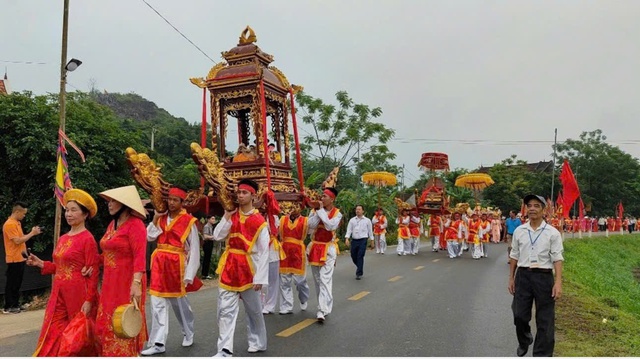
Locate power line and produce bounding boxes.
[0,60,48,65]
[140,0,216,64]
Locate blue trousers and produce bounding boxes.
[350,238,367,276]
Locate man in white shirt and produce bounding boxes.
[508,194,564,357]
[345,205,374,280]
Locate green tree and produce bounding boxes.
[553,129,640,217]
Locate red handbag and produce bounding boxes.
[59,312,98,356]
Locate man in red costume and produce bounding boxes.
[372,208,388,254]
[213,179,270,357]
[444,211,467,259]
[278,204,310,314]
[427,213,442,252]
[307,187,343,322]
[142,187,201,355]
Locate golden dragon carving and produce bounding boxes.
[125,148,171,213]
[190,143,237,211]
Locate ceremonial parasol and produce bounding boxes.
[362,171,397,207]
[454,173,495,204]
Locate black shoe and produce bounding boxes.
[356,275,362,280]
[516,345,528,357]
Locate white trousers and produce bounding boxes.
[374,234,387,254]
[447,241,460,258]
[397,239,409,255]
[148,295,195,346]
[261,261,280,312]
[217,287,267,354]
[411,236,420,254]
[431,235,440,250]
[278,273,310,312]
[472,243,484,259]
[310,245,336,316]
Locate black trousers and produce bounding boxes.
[512,269,556,357]
[4,261,25,310]
[202,240,214,277]
[350,238,367,276]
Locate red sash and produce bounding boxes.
[467,220,481,243]
[308,208,340,266]
[216,210,266,291]
[429,216,441,236]
[373,215,386,235]
[445,220,462,241]
[409,219,420,237]
[279,215,308,275]
[149,211,197,297]
[481,220,491,242]
[397,216,410,239]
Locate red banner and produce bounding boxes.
[559,160,580,218]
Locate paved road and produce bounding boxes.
[0,242,518,357]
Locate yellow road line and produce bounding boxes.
[276,319,318,337]
[432,259,440,263]
[348,291,370,301]
[414,266,425,270]
[388,276,402,282]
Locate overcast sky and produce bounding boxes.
[4,0,640,185]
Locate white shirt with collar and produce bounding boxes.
[510,220,564,269]
[345,215,373,240]
[213,209,270,285]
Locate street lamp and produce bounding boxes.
[64,58,82,72]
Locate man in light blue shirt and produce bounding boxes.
[505,210,522,262]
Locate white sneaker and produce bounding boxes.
[279,310,292,315]
[141,345,165,356]
[316,311,325,322]
[300,302,307,311]
[182,335,194,347]
[262,309,273,315]
[247,347,265,353]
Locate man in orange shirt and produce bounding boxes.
[3,202,41,314]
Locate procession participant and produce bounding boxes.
[505,211,522,263]
[571,216,580,233]
[307,187,342,322]
[480,212,491,258]
[277,205,310,314]
[564,217,573,233]
[615,216,623,233]
[439,214,449,251]
[95,185,148,356]
[260,204,283,315]
[591,217,599,233]
[396,208,411,256]
[509,194,564,357]
[490,212,501,244]
[550,216,562,233]
[142,186,200,355]
[408,209,421,255]
[28,190,99,356]
[444,211,466,259]
[372,208,388,254]
[460,212,470,253]
[345,205,374,280]
[467,212,483,260]
[606,216,614,232]
[212,179,269,356]
[427,213,443,252]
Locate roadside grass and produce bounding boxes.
[556,234,640,356]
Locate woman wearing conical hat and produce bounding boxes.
[28,189,100,356]
[93,185,149,357]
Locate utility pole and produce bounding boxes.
[401,163,405,199]
[550,128,557,202]
[53,0,70,247]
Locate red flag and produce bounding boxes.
[578,197,585,219]
[559,160,580,218]
[520,200,526,217]
[618,201,624,218]
[555,191,565,218]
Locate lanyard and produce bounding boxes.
[528,224,547,247]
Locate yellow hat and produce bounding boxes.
[99,185,146,218]
[63,189,98,218]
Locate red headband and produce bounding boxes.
[239,183,256,194]
[323,189,336,199]
[168,187,187,200]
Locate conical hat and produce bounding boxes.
[99,185,146,218]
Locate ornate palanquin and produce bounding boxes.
[126,27,310,216]
[416,152,450,215]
